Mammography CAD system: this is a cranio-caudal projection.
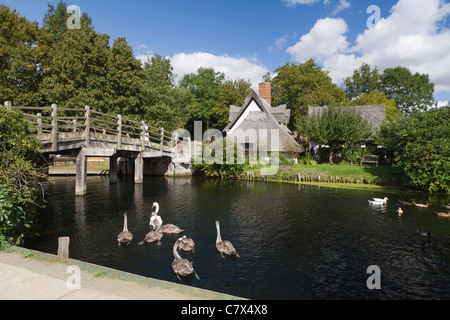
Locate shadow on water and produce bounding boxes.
[25,176,450,300]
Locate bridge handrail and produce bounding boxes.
[3,101,186,154]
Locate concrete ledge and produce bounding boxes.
[0,247,245,300]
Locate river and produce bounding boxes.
[25,176,450,300]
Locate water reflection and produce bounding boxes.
[26,176,450,300]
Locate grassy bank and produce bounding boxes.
[242,163,405,188]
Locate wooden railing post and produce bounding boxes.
[51,103,58,151]
[117,114,122,150]
[160,128,164,152]
[84,106,90,147]
[72,119,77,133]
[4,101,12,110]
[37,113,42,134]
[57,237,70,261]
[141,121,146,150]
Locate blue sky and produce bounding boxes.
[3,0,450,103]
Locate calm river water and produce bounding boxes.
[25,176,450,300]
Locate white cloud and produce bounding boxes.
[137,44,148,50]
[171,52,270,90]
[137,52,270,90]
[332,0,351,16]
[282,0,321,7]
[286,18,350,63]
[285,0,450,94]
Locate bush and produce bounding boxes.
[0,108,47,246]
[194,139,245,179]
[378,106,449,192]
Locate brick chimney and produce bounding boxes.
[259,82,271,107]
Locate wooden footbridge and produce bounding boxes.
[3,101,191,195]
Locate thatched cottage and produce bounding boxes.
[307,104,386,157]
[223,83,303,155]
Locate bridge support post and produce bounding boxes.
[76,148,87,195]
[109,154,118,184]
[135,153,143,184]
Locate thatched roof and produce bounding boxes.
[307,105,386,129]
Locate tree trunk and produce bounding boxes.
[329,148,334,165]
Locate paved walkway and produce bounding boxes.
[0,247,244,300]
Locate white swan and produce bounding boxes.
[150,202,163,230]
[368,197,389,206]
[117,212,133,244]
[215,220,239,258]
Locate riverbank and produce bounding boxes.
[0,246,244,300]
[240,163,405,190]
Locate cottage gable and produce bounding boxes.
[223,85,303,153]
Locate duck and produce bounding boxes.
[215,220,239,258]
[443,204,450,210]
[413,202,429,208]
[439,237,450,244]
[417,230,432,238]
[150,202,163,231]
[397,208,404,216]
[177,235,195,252]
[117,212,133,244]
[368,197,389,206]
[436,212,450,218]
[399,200,414,206]
[172,239,199,280]
[159,224,184,234]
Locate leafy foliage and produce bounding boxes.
[0,109,46,246]
[296,106,373,164]
[378,106,450,192]
[382,66,435,114]
[343,63,382,100]
[0,5,47,106]
[343,63,435,115]
[140,54,190,131]
[268,59,346,123]
[194,140,245,179]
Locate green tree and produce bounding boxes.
[40,26,113,112]
[348,90,400,120]
[296,106,373,164]
[378,106,449,192]
[0,5,47,106]
[0,109,46,246]
[381,66,435,114]
[140,54,190,130]
[212,78,251,130]
[179,67,226,131]
[343,63,382,100]
[270,59,346,124]
[108,37,144,116]
[42,0,92,42]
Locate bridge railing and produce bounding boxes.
[3,101,186,155]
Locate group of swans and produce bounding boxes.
[117,202,239,280]
[144,202,184,245]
